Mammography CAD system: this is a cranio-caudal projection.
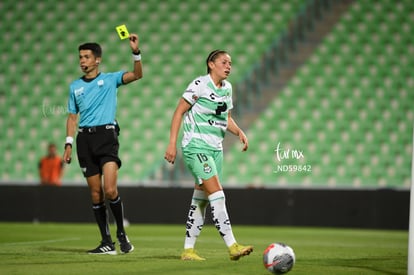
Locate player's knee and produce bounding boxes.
[104,186,118,200]
[90,191,104,204]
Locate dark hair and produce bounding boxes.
[78,42,102,58]
[48,143,56,148]
[206,49,228,73]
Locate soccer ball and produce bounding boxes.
[263,243,295,274]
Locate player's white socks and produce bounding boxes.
[184,189,209,249]
[208,190,236,247]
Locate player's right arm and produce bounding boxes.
[164,98,191,164]
[63,113,78,164]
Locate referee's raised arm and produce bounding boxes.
[122,33,143,84]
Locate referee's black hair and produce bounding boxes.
[206,49,227,73]
[78,42,102,58]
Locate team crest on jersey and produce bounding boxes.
[203,163,212,174]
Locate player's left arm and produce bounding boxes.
[122,33,143,84]
[227,111,248,151]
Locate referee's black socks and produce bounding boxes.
[109,196,125,236]
[92,202,113,244]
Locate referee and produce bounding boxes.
[63,33,143,254]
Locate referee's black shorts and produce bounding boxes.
[76,124,122,177]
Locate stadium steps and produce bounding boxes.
[226,0,354,141]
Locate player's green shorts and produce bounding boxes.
[182,150,223,185]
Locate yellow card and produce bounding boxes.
[116,24,130,40]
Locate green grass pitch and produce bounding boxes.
[0,222,407,275]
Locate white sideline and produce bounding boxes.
[0,237,80,246]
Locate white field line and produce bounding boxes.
[0,237,80,246]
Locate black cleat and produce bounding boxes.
[118,233,134,254]
[87,242,117,255]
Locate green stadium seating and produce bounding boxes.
[0,0,309,184]
[223,0,413,188]
[5,0,411,189]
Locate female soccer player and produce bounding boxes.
[63,33,143,254]
[164,50,253,261]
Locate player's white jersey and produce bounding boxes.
[181,74,233,152]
